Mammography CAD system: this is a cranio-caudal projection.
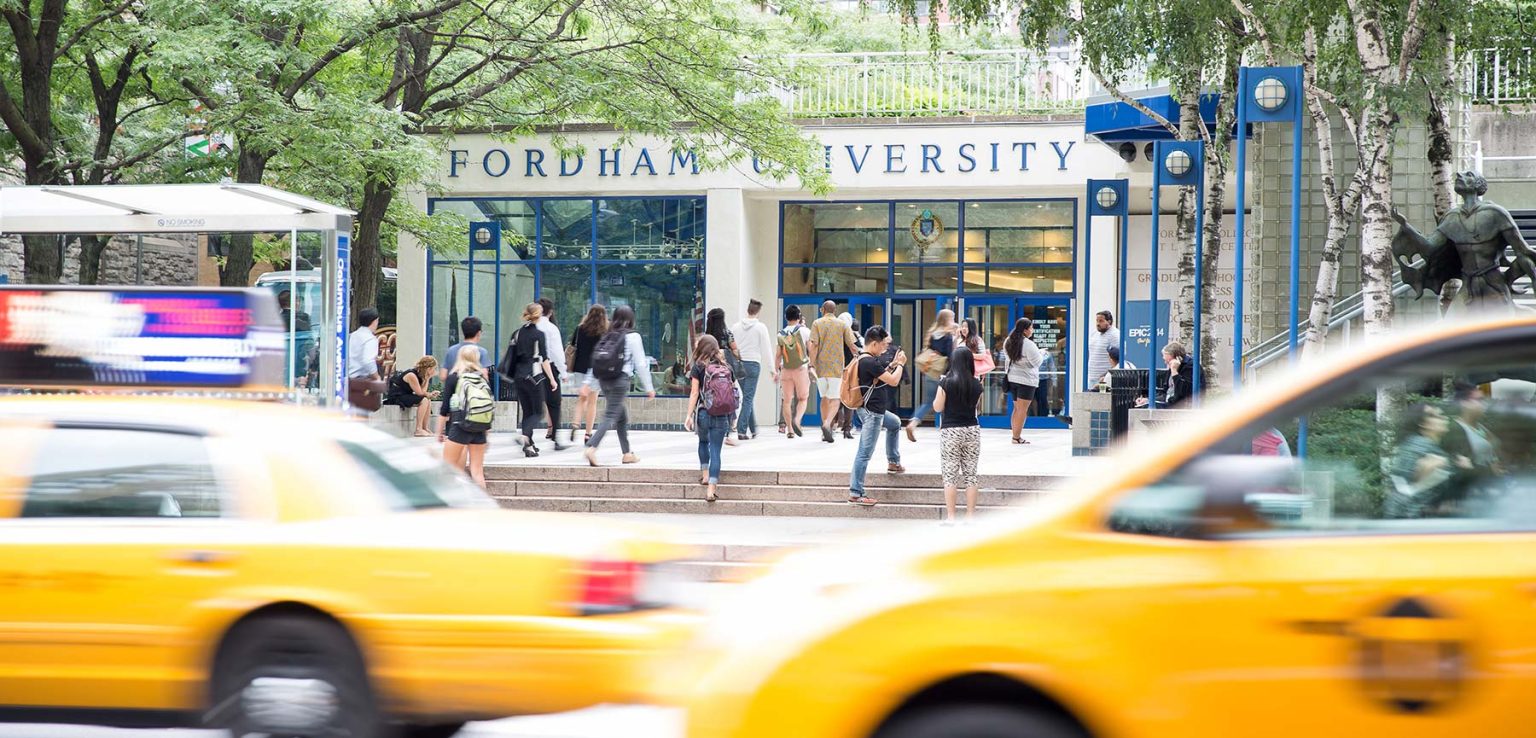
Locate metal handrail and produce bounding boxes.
[1242,276,1413,374]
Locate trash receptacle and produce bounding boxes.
[1108,368,1147,438]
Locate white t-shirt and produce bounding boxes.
[347,326,379,378]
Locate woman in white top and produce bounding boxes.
[1003,317,1043,445]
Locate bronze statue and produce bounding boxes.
[1392,171,1536,310]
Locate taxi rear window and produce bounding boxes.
[20,426,222,518]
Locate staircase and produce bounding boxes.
[484,465,1060,520]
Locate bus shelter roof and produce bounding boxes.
[0,183,352,234]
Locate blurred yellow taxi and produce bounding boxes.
[0,397,694,737]
[682,313,1536,738]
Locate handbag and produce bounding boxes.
[915,348,949,378]
[348,377,386,412]
[974,351,996,377]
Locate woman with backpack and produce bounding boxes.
[439,344,492,487]
[507,302,554,458]
[932,345,984,524]
[382,355,438,436]
[567,304,608,445]
[1003,317,1043,445]
[905,308,960,442]
[583,304,656,467]
[684,334,737,502]
[704,307,742,447]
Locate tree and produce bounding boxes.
[0,0,185,283]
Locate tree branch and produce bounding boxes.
[282,0,474,100]
[1228,0,1280,66]
[0,80,46,161]
[56,0,137,59]
[1091,68,1180,136]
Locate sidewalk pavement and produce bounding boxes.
[447,424,1098,477]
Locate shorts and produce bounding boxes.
[567,371,599,392]
[816,376,843,397]
[1008,382,1037,402]
[446,421,488,446]
[940,425,981,489]
[384,394,424,408]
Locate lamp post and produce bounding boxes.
[1148,140,1204,409]
[1084,178,1129,390]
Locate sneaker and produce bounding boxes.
[887,463,906,474]
[847,495,878,507]
[738,433,750,442]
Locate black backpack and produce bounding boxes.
[591,330,627,381]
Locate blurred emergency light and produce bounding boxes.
[0,286,285,391]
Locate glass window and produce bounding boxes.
[538,263,594,342]
[336,435,495,511]
[1107,348,1536,538]
[597,198,705,260]
[782,203,890,265]
[597,263,703,395]
[539,200,594,260]
[782,266,888,295]
[966,201,1074,264]
[963,267,1073,294]
[433,199,536,259]
[894,202,960,263]
[429,262,469,359]
[893,267,959,293]
[21,428,222,518]
[492,262,536,363]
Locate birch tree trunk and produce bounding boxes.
[1197,50,1240,386]
[1426,34,1457,220]
[1358,102,1400,340]
[1300,29,1365,358]
[1171,90,1203,353]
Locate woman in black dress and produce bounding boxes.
[568,304,608,444]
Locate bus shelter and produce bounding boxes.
[0,184,354,407]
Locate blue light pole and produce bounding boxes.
[1149,140,1204,408]
[1231,66,1305,388]
[1084,178,1129,390]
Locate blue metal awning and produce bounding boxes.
[1084,92,1225,142]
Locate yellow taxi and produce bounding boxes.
[680,313,1536,738]
[0,397,694,737]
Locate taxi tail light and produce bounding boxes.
[576,560,641,615]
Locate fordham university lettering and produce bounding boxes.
[447,141,1077,178]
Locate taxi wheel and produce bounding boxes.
[398,723,468,738]
[877,705,1086,738]
[210,614,385,738]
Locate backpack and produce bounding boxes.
[839,355,872,410]
[591,330,627,381]
[700,362,739,417]
[452,372,496,432]
[778,326,807,370]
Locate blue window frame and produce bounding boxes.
[426,196,706,396]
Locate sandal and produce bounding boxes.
[706,485,718,502]
[1012,437,1030,444]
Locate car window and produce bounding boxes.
[1109,345,1536,539]
[18,427,223,518]
[337,437,497,511]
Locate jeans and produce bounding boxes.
[910,376,943,427]
[737,361,761,434]
[850,408,901,496]
[695,409,731,484]
[587,377,631,454]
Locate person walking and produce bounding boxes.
[1003,318,1042,444]
[505,302,554,458]
[382,355,440,436]
[704,307,742,447]
[684,334,736,502]
[776,305,813,438]
[934,346,983,524]
[535,298,570,449]
[583,304,656,466]
[348,307,382,380]
[834,313,862,439]
[905,308,960,441]
[809,300,860,444]
[1086,310,1121,390]
[848,325,908,506]
[442,316,492,372]
[730,299,775,440]
[439,345,491,487]
[568,304,608,445]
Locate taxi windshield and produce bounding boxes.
[338,435,496,511]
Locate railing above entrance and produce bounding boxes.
[773,49,1087,117]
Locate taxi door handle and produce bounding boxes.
[167,550,237,565]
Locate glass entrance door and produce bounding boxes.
[790,297,888,428]
[963,297,1069,429]
[890,296,955,418]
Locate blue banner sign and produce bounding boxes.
[1124,299,1170,370]
[0,287,284,389]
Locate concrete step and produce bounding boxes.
[484,464,1066,492]
[494,495,1009,520]
[490,480,1043,506]
[674,559,769,583]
